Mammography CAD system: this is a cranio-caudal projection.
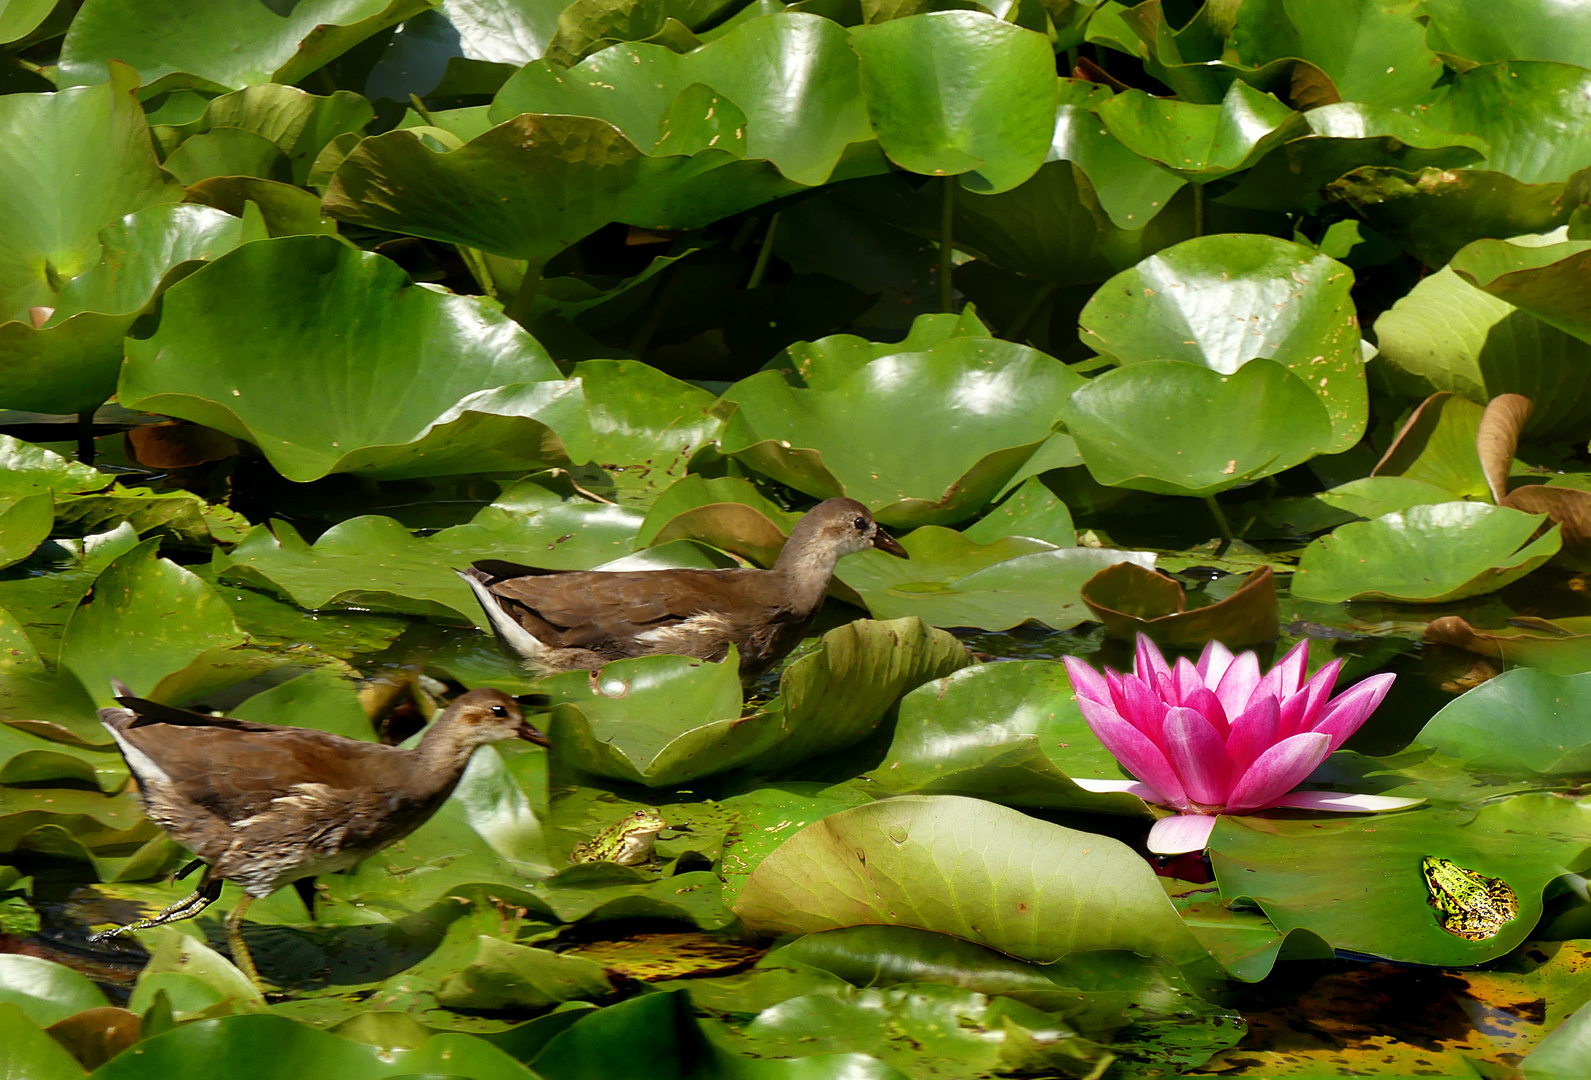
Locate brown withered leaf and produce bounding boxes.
[1080,562,1277,648]
[45,1006,140,1070]
[125,422,239,469]
[1476,393,1533,503]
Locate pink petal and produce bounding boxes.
[1258,639,1308,700]
[1267,790,1424,812]
[1063,655,1112,705]
[1294,657,1344,731]
[1135,634,1171,685]
[1213,650,1261,719]
[1181,686,1228,733]
[1162,707,1231,807]
[1147,813,1218,855]
[1119,674,1169,739]
[1223,732,1332,812]
[1078,708,1188,806]
[1072,778,1164,801]
[1104,668,1128,712]
[1155,670,1181,707]
[1312,673,1396,752]
[1172,657,1204,701]
[1196,639,1235,686]
[1224,694,1279,777]
[1275,687,1310,742]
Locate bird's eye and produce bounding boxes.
[490,704,509,718]
[853,516,867,530]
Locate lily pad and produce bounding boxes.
[850,12,1056,193]
[0,1004,84,1080]
[635,475,801,567]
[835,525,1158,631]
[1416,61,1591,185]
[434,936,613,1009]
[1060,358,1334,497]
[152,83,374,186]
[1413,668,1591,776]
[1077,233,1365,452]
[1422,0,1591,68]
[734,794,1207,964]
[1095,80,1305,183]
[1210,794,1591,966]
[1224,0,1442,106]
[1290,501,1560,603]
[0,954,112,1028]
[718,336,1083,527]
[1368,392,1491,498]
[1423,615,1591,677]
[546,618,970,785]
[119,235,584,483]
[1080,563,1277,648]
[1451,234,1591,347]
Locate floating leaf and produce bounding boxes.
[1413,668,1591,776]
[1369,391,1491,498]
[1225,0,1442,106]
[435,936,613,1009]
[735,795,1206,964]
[1290,501,1560,603]
[119,236,582,483]
[1416,61,1591,185]
[1077,234,1365,452]
[1061,359,1334,497]
[719,337,1083,526]
[1095,80,1305,183]
[1080,563,1277,648]
[1423,614,1591,677]
[0,954,111,1028]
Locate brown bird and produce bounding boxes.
[89,682,549,989]
[457,497,908,679]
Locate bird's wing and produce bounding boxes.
[478,566,776,637]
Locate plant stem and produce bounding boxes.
[502,260,543,329]
[455,245,498,299]
[1193,183,1205,238]
[1205,495,1233,543]
[1065,47,1079,76]
[1005,280,1058,342]
[939,176,956,313]
[746,212,780,290]
[76,410,95,464]
[408,93,436,125]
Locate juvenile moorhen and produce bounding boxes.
[88,682,550,988]
[457,497,907,679]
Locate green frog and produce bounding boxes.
[1421,856,1518,941]
[569,807,669,866]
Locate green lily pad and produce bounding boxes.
[1210,794,1591,966]
[1373,267,1591,441]
[546,618,970,785]
[0,494,52,572]
[869,660,1152,815]
[1095,80,1305,184]
[734,795,1206,964]
[1413,668,1591,776]
[1367,392,1491,497]
[719,336,1083,527]
[1451,234,1591,348]
[1077,234,1365,452]
[58,0,428,93]
[849,12,1056,193]
[1416,61,1591,185]
[835,525,1158,631]
[0,954,112,1028]
[0,436,104,500]
[1224,0,1442,106]
[1422,0,1591,68]
[1313,476,1464,520]
[58,537,248,706]
[153,84,374,186]
[119,235,583,483]
[434,936,613,1009]
[0,722,127,791]
[0,1004,84,1080]
[636,475,801,567]
[160,127,291,186]
[1060,358,1334,497]
[567,358,722,504]
[1290,501,1560,603]
[53,483,252,547]
[491,13,873,189]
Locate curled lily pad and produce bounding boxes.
[719,337,1083,527]
[1373,268,1591,441]
[1080,563,1277,648]
[1422,0,1591,68]
[1210,795,1591,966]
[119,236,585,483]
[1413,668,1591,776]
[836,526,1157,631]
[1095,80,1305,184]
[1369,392,1490,497]
[152,84,374,186]
[1423,615,1591,676]
[1291,501,1560,603]
[734,795,1206,964]
[1077,234,1365,452]
[850,12,1056,193]
[545,618,970,786]
[1224,0,1442,106]
[1061,359,1334,498]
[636,475,800,567]
[1451,233,1591,346]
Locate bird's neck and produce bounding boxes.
[772,530,843,615]
[408,721,481,797]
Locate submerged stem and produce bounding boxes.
[1205,495,1233,546]
[746,212,780,290]
[1193,183,1205,238]
[76,410,95,464]
[939,176,956,313]
[502,261,543,329]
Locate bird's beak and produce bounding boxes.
[872,529,908,558]
[517,721,552,746]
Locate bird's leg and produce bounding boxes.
[224,895,264,990]
[87,875,222,942]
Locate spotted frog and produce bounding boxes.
[1421,856,1518,941]
[570,808,669,866]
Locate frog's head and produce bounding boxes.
[623,807,669,836]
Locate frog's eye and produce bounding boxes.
[634,810,648,818]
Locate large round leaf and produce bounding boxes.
[119,236,583,483]
[491,13,872,188]
[1225,0,1442,106]
[0,954,111,1027]
[718,337,1083,527]
[1373,265,1591,441]
[1418,61,1591,184]
[1290,501,1560,603]
[734,795,1206,964]
[1422,0,1591,68]
[1060,358,1334,497]
[153,84,374,187]
[835,525,1157,631]
[1095,80,1305,184]
[1078,234,1365,452]
[58,0,428,93]
[1413,668,1591,776]
[1210,795,1591,966]
[1450,234,1591,348]
[849,12,1056,193]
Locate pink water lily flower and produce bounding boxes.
[1064,635,1422,855]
